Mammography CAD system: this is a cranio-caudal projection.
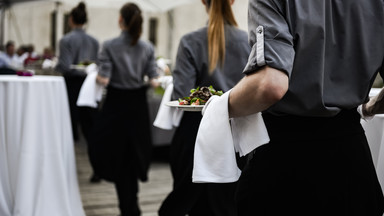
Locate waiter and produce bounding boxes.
[55,2,98,142]
[228,1,384,215]
[159,0,250,215]
[55,2,100,182]
[89,3,159,216]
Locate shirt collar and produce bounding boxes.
[72,28,85,33]
[121,31,133,42]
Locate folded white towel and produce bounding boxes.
[76,64,103,108]
[153,76,183,130]
[193,90,270,183]
[231,112,270,157]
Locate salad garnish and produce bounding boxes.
[178,86,223,106]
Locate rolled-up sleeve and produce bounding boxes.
[244,0,295,76]
[98,41,113,78]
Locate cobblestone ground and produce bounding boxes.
[75,141,172,216]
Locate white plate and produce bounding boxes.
[165,101,204,112]
[70,65,87,70]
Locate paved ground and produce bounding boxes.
[75,140,173,216]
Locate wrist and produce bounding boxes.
[362,103,373,117]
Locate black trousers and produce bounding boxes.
[89,86,152,216]
[236,109,384,216]
[159,112,238,216]
[64,75,98,142]
[114,156,140,216]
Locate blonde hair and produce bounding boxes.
[207,0,237,73]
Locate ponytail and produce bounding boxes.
[207,0,237,73]
[120,3,143,46]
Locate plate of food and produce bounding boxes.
[70,61,95,70]
[165,100,204,112]
[165,86,223,112]
[69,65,86,70]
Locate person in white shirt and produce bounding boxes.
[0,41,23,72]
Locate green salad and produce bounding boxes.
[178,86,223,106]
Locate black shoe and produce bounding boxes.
[89,173,102,183]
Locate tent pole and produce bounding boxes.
[167,9,174,65]
[0,0,11,49]
[51,1,60,53]
[0,6,5,48]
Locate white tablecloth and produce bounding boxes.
[0,75,85,216]
[362,115,384,194]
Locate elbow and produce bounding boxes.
[265,83,288,105]
[229,66,289,117]
[258,72,289,107]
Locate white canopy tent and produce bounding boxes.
[5,0,198,12]
[51,0,199,12]
[0,0,198,47]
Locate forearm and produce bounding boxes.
[228,66,289,118]
[362,87,384,117]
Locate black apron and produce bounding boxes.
[236,109,384,216]
[88,86,152,182]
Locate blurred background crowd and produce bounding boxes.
[0,0,247,74]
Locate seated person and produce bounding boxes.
[23,44,41,67]
[0,41,22,74]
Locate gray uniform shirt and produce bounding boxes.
[245,0,384,117]
[55,28,99,76]
[172,25,251,99]
[98,31,158,90]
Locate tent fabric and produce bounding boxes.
[63,0,198,12]
[4,0,198,12]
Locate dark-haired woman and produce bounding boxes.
[55,2,100,182]
[88,3,158,216]
[158,0,250,215]
[55,3,98,140]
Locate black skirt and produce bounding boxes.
[236,109,384,216]
[88,86,152,182]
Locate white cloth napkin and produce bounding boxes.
[42,59,57,69]
[231,112,270,157]
[76,63,103,108]
[153,76,183,130]
[193,90,270,183]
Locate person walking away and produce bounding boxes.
[227,1,384,215]
[55,2,100,182]
[88,3,159,216]
[158,0,250,215]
